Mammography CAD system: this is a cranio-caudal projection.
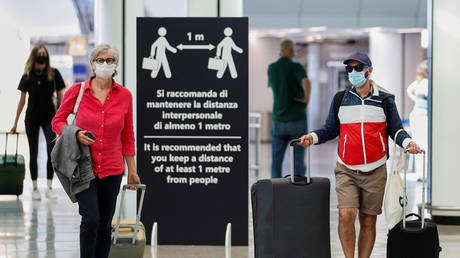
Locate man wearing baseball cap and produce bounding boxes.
[297,52,422,257]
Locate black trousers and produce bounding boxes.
[76,174,123,258]
[25,120,56,180]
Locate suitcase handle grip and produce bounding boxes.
[289,139,301,146]
[122,184,146,190]
[113,184,146,245]
[405,213,421,220]
[3,132,19,167]
[283,174,308,185]
[402,150,426,229]
[400,213,427,233]
[288,139,310,184]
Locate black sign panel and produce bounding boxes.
[136,18,248,245]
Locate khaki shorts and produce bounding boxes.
[334,162,387,215]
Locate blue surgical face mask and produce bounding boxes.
[348,71,367,87]
[292,55,297,62]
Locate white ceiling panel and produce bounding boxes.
[244,0,427,28]
[0,0,80,38]
[361,0,423,16]
[300,1,361,16]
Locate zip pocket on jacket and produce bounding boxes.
[379,132,386,153]
[343,134,348,158]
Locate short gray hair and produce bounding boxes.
[89,44,120,77]
[280,39,294,56]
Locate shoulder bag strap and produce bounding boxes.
[52,69,58,110]
[53,68,57,91]
[74,81,85,114]
[390,129,404,174]
[68,82,85,125]
[333,90,346,134]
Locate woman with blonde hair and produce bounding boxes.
[11,44,66,200]
[52,44,141,258]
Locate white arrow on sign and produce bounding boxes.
[177,44,215,51]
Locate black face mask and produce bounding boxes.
[36,55,47,65]
[34,69,46,76]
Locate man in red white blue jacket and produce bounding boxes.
[298,52,422,258]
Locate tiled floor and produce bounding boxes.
[1,134,460,257]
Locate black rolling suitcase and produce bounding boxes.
[251,139,331,258]
[387,150,441,258]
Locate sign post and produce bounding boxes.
[136,17,248,245]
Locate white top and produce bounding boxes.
[407,78,428,110]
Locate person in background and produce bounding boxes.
[11,45,66,201]
[407,60,428,181]
[268,39,311,178]
[51,44,141,258]
[298,52,422,258]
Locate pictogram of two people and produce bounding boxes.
[149,27,243,79]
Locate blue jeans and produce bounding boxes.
[76,174,122,258]
[271,120,308,178]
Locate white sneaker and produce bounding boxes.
[45,188,58,200]
[32,189,41,201]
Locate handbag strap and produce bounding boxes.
[74,82,85,114]
[53,69,58,110]
[69,81,85,125]
[391,129,404,174]
[53,68,57,92]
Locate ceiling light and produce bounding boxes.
[308,26,327,32]
[421,29,428,48]
[397,28,424,33]
[363,27,383,33]
[286,28,302,34]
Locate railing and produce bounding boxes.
[417,203,460,216]
[249,113,261,179]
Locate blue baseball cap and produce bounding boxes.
[343,52,372,67]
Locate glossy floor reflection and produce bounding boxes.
[1,134,460,257]
[0,191,80,257]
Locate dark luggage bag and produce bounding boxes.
[387,151,441,258]
[109,184,147,258]
[0,132,25,196]
[251,139,331,258]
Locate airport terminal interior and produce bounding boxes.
[1,0,460,257]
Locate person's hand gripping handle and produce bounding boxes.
[297,134,314,148]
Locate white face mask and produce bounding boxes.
[94,62,116,79]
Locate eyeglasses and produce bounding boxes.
[94,57,116,65]
[345,64,369,73]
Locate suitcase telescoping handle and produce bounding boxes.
[3,132,19,167]
[403,149,426,229]
[288,139,311,185]
[113,184,146,245]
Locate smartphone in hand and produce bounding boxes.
[84,131,96,140]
